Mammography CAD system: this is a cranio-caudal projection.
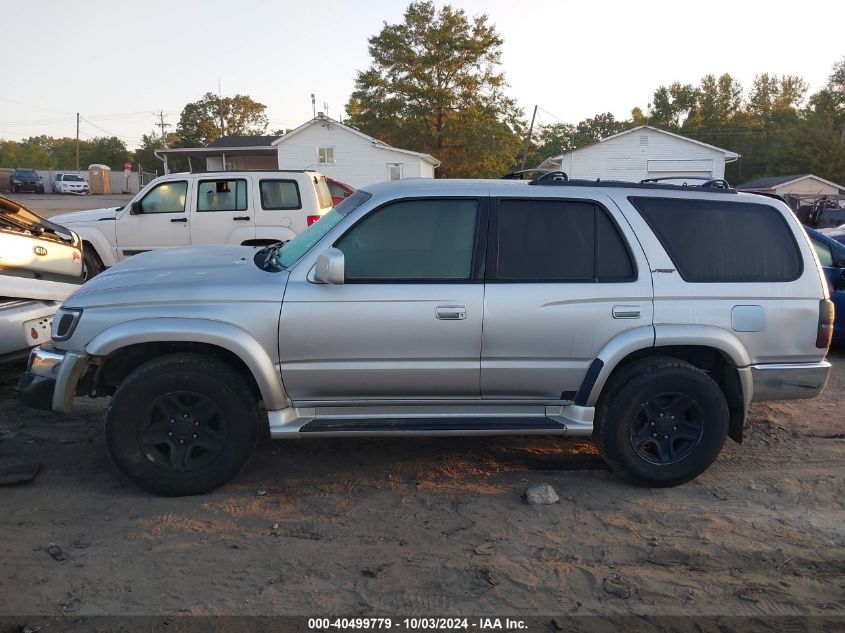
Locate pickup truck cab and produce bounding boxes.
[49,170,334,277]
[19,176,834,495]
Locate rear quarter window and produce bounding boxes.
[629,196,802,283]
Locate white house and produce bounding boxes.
[273,115,439,188]
[155,115,439,189]
[538,125,739,182]
[738,174,845,197]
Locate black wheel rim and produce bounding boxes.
[629,392,704,465]
[138,391,228,472]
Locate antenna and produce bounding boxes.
[311,93,316,119]
[324,102,329,119]
[217,78,225,136]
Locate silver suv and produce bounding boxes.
[19,175,834,495]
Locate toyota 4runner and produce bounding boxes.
[19,175,834,495]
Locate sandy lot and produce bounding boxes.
[0,352,843,620]
[5,193,134,220]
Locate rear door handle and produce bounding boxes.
[233,216,251,221]
[612,305,641,319]
[435,305,467,320]
[170,217,187,223]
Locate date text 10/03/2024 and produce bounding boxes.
[307,618,528,630]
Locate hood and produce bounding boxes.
[51,207,121,225]
[66,245,288,308]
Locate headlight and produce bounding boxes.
[52,308,83,341]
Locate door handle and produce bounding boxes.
[612,305,641,319]
[170,217,188,223]
[233,216,251,221]
[435,305,466,320]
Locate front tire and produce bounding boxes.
[595,357,728,487]
[105,354,260,496]
[82,248,104,280]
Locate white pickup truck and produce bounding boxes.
[1,195,84,362]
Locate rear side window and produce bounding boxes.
[260,180,301,210]
[811,236,833,267]
[197,179,247,212]
[495,199,635,281]
[630,197,802,283]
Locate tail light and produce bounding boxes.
[307,215,321,227]
[816,299,835,348]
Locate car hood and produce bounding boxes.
[66,245,288,308]
[51,207,121,224]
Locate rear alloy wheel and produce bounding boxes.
[106,354,259,496]
[596,357,728,487]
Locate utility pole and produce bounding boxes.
[520,104,538,171]
[153,111,171,146]
[217,79,225,137]
[75,113,80,172]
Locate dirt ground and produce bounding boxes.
[6,193,133,219]
[0,352,843,619]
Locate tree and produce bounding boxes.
[176,92,269,147]
[574,113,628,145]
[345,1,523,178]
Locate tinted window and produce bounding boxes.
[197,179,247,212]
[496,199,634,281]
[811,236,833,267]
[630,197,802,283]
[260,180,301,210]
[140,181,187,214]
[336,199,478,281]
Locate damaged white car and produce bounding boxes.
[0,195,84,362]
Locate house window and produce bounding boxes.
[318,147,335,164]
[387,163,403,181]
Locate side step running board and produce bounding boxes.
[300,417,565,434]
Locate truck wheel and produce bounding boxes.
[105,354,260,496]
[82,249,104,280]
[595,357,728,488]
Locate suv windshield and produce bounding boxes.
[276,190,372,268]
[14,170,38,180]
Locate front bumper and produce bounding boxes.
[18,344,89,413]
[749,361,832,401]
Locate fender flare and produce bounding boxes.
[74,227,118,267]
[85,317,288,409]
[583,324,752,406]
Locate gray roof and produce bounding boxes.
[738,174,811,190]
[207,135,281,148]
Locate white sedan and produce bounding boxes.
[53,173,90,195]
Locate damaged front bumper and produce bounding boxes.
[18,344,89,413]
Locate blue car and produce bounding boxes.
[806,227,845,344]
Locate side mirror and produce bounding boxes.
[130,200,143,215]
[834,258,845,269]
[313,248,345,285]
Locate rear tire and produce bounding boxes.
[105,354,260,496]
[595,357,728,487]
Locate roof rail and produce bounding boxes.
[529,175,737,194]
[640,176,733,190]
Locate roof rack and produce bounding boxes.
[527,173,737,194]
[640,176,733,190]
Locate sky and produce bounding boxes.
[2,0,844,150]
